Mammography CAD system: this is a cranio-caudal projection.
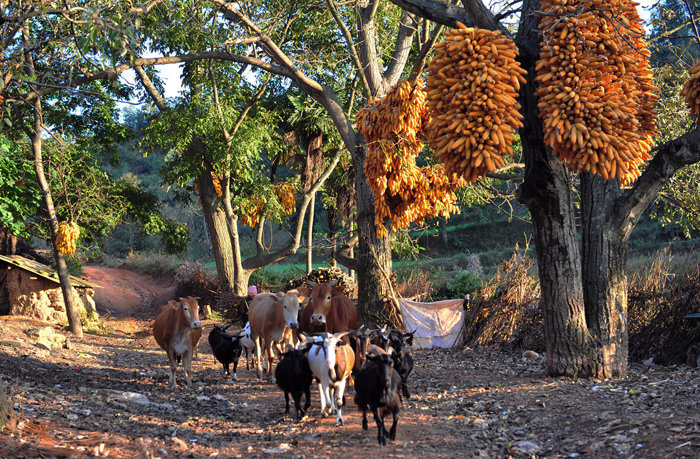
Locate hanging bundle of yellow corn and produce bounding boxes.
[536,0,658,184]
[681,61,700,123]
[56,221,80,255]
[425,23,526,183]
[357,79,464,237]
[240,181,297,228]
[211,172,222,197]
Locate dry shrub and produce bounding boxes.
[175,261,220,308]
[628,249,700,366]
[285,267,357,299]
[396,270,433,301]
[461,242,542,350]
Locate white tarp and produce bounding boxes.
[398,298,465,348]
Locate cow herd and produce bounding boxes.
[151,280,416,445]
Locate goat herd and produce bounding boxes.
[152,281,416,446]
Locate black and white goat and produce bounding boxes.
[238,321,256,370]
[208,324,243,380]
[354,351,402,445]
[274,345,313,421]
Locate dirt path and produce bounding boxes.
[0,267,699,458]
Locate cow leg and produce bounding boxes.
[167,350,178,389]
[244,348,250,371]
[265,340,275,382]
[362,407,369,430]
[222,363,230,378]
[389,404,400,441]
[183,348,194,387]
[254,336,264,380]
[373,408,386,445]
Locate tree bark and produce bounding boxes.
[306,193,315,274]
[580,174,628,378]
[29,100,83,337]
[515,0,591,377]
[353,145,393,326]
[22,25,82,337]
[193,149,236,292]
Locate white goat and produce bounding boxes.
[306,331,355,426]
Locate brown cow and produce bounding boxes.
[248,291,302,381]
[299,280,358,334]
[152,296,202,388]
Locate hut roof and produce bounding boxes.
[0,254,101,289]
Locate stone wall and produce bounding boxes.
[5,269,93,324]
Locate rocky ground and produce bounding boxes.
[0,267,698,458]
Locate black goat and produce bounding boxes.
[387,330,415,400]
[354,353,402,445]
[208,324,243,380]
[274,346,313,421]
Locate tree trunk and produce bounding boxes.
[29,99,83,338]
[194,157,236,292]
[440,217,448,248]
[0,226,18,255]
[306,193,315,274]
[353,145,393,327]
[348,214,355,280]
[580,174,629,378]
[516,1,591,377]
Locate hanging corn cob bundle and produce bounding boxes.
[274,181,297,216]
[536,0,658,185]
[211,171,222,197]
[680,61,700,123]
[357,79,464,237]
[425,23,526,183]
[56,221,80,255]
[240,181,297,228]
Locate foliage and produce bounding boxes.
[649,0,700,65]
[0,136,40,236]
[650,66,700,237]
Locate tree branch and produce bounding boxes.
[615,126,700,233]
[22,52,292,102]
[242,151,344,269]
[384,12,420,87]
[326,0,371,95]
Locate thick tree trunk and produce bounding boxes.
[516,0,591,377]
[353,146,393,327]
[0,226,18,255]
[194,160,236,292]
[580,174,629,378]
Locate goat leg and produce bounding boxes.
[373,408,386,445]
[283,391,290,414]
[389,404,400,441]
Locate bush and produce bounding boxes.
[122,251,183,276]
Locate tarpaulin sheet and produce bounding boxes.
[398,298,465,348]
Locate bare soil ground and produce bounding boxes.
[0,267,699,458]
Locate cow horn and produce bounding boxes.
[306,280,316,287]
[327,279,338,287]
